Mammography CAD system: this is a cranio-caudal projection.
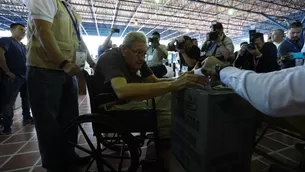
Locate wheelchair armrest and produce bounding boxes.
[94,92,157,111]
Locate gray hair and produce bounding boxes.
[122,31,147,48]
[274,29,285,37]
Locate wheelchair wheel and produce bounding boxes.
[64,114,140,172]
[99,132,146,153]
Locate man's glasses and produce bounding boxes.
[129,48,147,57]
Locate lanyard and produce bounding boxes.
[285,39,301,52]
[62,1,81,41]
[253,56,260,71]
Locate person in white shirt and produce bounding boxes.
[196,57,305,117]
[146,31,168,78]
[23,0,93,171]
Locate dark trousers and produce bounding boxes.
[0,75,31,131]
[27,67,79,170]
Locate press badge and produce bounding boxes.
[75,51,87,69]
[147,54,154,61]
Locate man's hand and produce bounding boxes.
[63,62,81,76]
[248,46,262,57]
[6,71,16,81]
[172,71,208,91]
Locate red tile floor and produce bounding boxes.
[0,95,304,172]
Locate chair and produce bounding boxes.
[63,70,162,172]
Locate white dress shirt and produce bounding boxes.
[220,66,305,117]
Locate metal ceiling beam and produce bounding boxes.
[70,2,259,25]
[167,32,193,41]
[261,13,288,30]
[191,0,291,19]
[120,0,142,38]
[302,16,305,24]
[0,23,10,28]
[138,0,172,33]
[80,24,89,36]
[0,7,26,22]
[73,5,265,32]
[162,31,180,39]
[160,27,173,34]
[145,1,192,36]
[0,16,14,23]
[111,0,120,29]
[88,0,100,36]
[110,0,277,23]
[257,0,305,13]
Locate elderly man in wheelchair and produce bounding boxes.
[90,31,206,171]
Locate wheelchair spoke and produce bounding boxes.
[100,158,118,172]
[79,124,96,151]
[85,157,95,172]
[102,154,131,159]
[68,141,93,155]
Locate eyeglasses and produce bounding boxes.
[129,48,147,57]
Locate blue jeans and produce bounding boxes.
[0,75,30,131]
[27,67,79,170]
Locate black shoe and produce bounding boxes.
[0,129,12,135]
[23,118,34,126]
[65,155,91,167]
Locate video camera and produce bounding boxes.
[248,27,256,50]
[112,28,120,33]
[208,21,220,41]
[167,36,190,51]
[148,37,159,44]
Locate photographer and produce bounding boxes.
[234,32,280,73]
[97,28,119,58]
[146,31,168,78]
[168,36,200,71]
[203,22,234,62]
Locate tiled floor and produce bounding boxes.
[0,95,304,172]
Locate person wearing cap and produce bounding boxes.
[203,22,234,62]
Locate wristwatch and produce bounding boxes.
[58,60,69,69]
[215,64,232,76]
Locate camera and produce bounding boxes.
[167,37,187,51]
[148,37,159,44]
[248,29,256,50]
[112,28,120,33]
[208,31,218,41]
[208,21,220,41]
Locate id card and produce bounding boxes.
[75,51,87,69]
[147,54,154,61]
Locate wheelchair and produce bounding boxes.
[63,70,163,172]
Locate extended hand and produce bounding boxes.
[248,46,262,57]
[173,71,209,91]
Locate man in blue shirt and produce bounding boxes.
[0,23,33,134]
[278,21,304,68]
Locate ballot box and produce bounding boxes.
[171,88,257,172]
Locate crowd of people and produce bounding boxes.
[0,0,304,171]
